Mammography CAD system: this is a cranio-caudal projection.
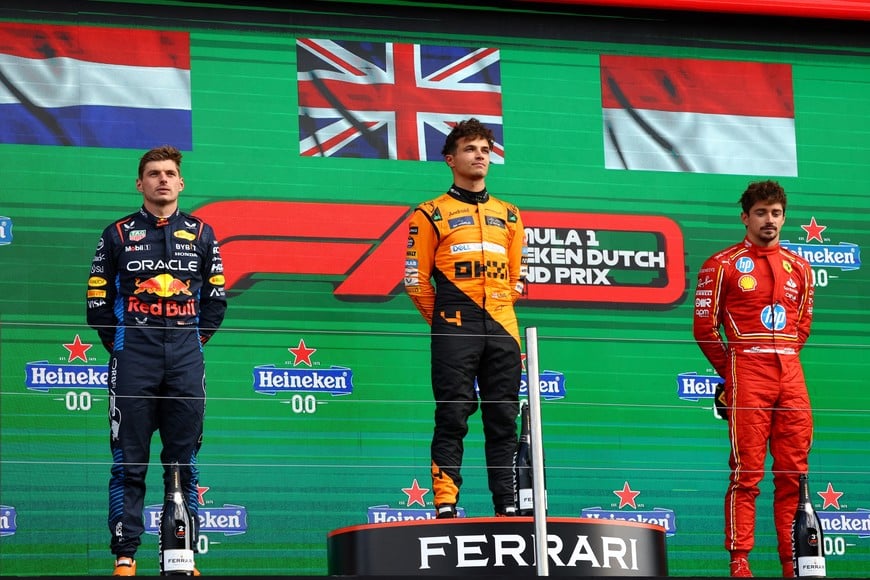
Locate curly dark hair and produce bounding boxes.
[739,180,787,214]
[441,118,495,156]
[138,145,183,179]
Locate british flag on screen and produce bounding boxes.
[296,39,504,162]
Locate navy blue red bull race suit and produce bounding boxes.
[693,237,814,570]
[404,185,527,513]
[86,206,227,558]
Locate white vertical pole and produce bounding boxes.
[524,326,549,576]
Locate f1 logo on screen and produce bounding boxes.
[193,200,685,306]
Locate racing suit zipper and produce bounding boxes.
[764,254,786,355]
[162,219,171,330]
[765,253,784,372]
[478,202,487,312]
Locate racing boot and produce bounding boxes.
[729,556,753,577]
[112,557,136,576]
[431,461,459,519]
[435,504,457,519]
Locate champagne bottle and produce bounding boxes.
[514,400,534,516]
[159,462,195,576]
[792,473,826,578]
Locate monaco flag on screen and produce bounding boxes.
[0,23,191,149]
[297,38,503,162]
[601,55,797,176]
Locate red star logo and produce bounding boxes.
[288,339,317,366]
[817,482,844,510]
[62,334,92,362]
[197,484,210,505]
[801,216,827,243]
[521,353,527,371]
[614,481,641,509]
[401,478,430,507]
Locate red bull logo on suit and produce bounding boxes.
[134,274,192,297]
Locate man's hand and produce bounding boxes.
[98,332,114,353]
[713,382,728,421]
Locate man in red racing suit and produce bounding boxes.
[404,118,527,518]
[693,180,814,578]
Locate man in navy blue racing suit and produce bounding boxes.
[86,145,227,576]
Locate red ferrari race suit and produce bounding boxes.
[86,207,227,558]
[693,237,814,567]
[404,185,527,512]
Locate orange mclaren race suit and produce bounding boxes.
[86,207,227,559]
[404,185,527,513]
[693,237,814,568]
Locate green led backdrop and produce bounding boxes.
[1,1,868,576]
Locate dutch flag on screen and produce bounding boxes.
[601,55,797,176]
[0,22,191,149]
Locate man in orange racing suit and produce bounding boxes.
[404,118,527,518]
[693,180,814,578]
